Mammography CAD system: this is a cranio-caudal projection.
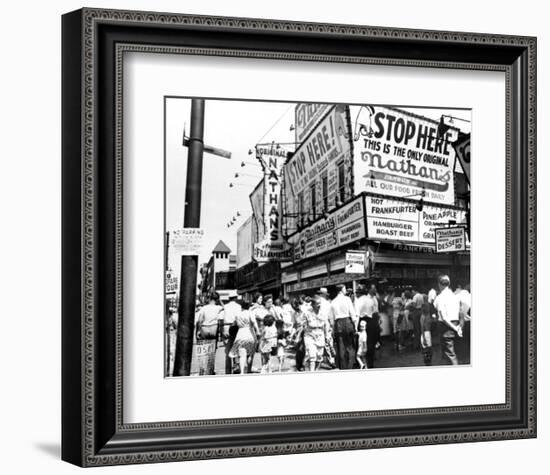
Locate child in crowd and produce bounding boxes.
[275,319,288,372]
[259,314,277,373]
[355,319,368,369]
[420,302,434,365]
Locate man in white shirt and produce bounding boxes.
[433,275,462,365]
[455,282,471,363]
[219,295,242,374]
[195,292,223,341]
[355,284,379,319]
[330,284,357,369]
[411,288,425,350]
[455,284,471,322]
[427,287,437,305]
[318,287,332,321]
[355,284,380,368]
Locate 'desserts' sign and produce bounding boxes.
[253,145,292,262]
[435,227,467,253]
[365,196,467,244]
[352,106,463,205]
[293,195,366,261]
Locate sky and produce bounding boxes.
[165,98,296,272]
[165,98,471,275]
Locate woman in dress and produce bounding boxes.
[250,292,267,334]
[229,301,259,374]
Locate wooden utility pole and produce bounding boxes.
[173,99,205,376]
[172,99,232,376]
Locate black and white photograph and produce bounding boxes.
[1,0,544,472]
[164,98,472,377]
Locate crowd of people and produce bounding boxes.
[171,274,471,375]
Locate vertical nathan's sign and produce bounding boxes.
[352,106,460,205]
[253,145,293,262]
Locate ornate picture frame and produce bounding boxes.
[62,7,536,467]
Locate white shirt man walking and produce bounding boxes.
[433,275,462,365]
[355,284,381,368]
[329,284,357,369]
[219,295,242,374]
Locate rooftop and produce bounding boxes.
[212,240,231,254]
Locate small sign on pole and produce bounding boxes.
[170,228,205,255]
[165,269,178,294]
[345,250,366,274]
[435,227,467,253]
[190,341,217,376]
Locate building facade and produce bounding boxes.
[234,102,470,301]
[281,103,470,297]
[199,240,237,302]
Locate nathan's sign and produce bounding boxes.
[253,145,292,262]
[253,241,294,261]
[352,106,461,205]
[365,196,467,244]
[294,195,365,261]
[435,227,467,253]
[295,103,331,143]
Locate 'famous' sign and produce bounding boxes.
[352,106,461,205]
